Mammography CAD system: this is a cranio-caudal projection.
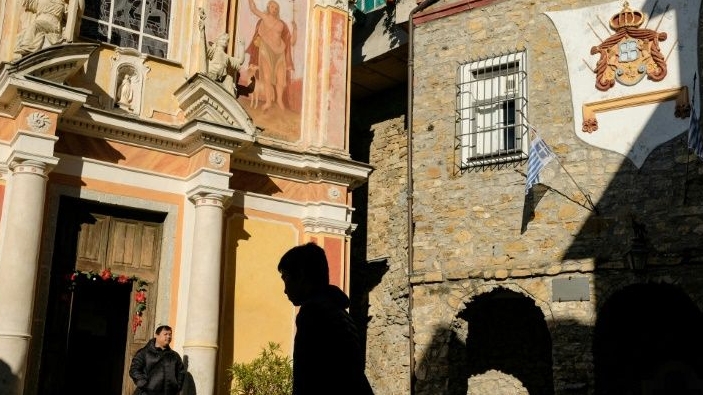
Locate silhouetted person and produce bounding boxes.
[129,325,185,395]
[278,242,374,395]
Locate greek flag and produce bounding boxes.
[688,106,703,160]
[525,133,555,195]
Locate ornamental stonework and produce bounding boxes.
[590,1,668,91]
[26,111,51,133]
[208,151,226,168]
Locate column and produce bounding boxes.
[0,160,50,395]
[183,193,226,395]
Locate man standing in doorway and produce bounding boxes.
[129,325,185,395]
[278,242,374,395]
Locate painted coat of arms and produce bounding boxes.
[546,0,699,168]
[591,1,668,91]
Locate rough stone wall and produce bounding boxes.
[358,0,703,394]
[350,87,412,395]
[412,1,703,394]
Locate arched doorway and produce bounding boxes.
[450,288,554,395]
[594,283,703,394]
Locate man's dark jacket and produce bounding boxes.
[129,338,185,395]
[293,284,374,395]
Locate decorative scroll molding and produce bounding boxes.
[582,86,690,133]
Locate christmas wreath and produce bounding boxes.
[69,268,148,333]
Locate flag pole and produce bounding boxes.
[520,111,598,213]
[684,73,697,204]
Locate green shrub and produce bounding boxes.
[229,342,293,395]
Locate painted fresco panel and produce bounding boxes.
[326,10,347,149]
[236,0,308,141]
[204,0,228,46]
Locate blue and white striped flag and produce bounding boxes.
[688,106,703,160]
[525,133,555,195]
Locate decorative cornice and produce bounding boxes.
[18,88,71,110]
[59,112,253,155]
[175,73,257,137]
[231,146,372,189]
[301,216,356,236]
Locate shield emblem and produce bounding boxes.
[545,0,699,168]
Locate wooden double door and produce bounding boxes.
[38,197,165,395]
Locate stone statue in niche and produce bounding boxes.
[199,8,245,97]
[13,0,70,60]
[116,74,134,111]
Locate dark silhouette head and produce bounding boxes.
[278,242,330,306]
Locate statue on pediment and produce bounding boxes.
[13,0,70,60]
[199,8,245,97]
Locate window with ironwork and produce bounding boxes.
[80,1,172,58]
[456,51,528,169]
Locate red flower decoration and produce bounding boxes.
[100,268,112,281]
[68,268,148,333]
[135,290,147,303]
[132,314,143,333]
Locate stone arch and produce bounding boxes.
[455,282,555,324]
[447,286,554,395]
[596,274,703,318]
[467,369,529,395]
[594,282,703,394]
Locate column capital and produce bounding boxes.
[189,193,228,208]
[9,159,51,178]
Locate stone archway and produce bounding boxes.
[448,287,554,395]
[467,369,529,395]
[594,283,703,395]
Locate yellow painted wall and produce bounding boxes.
[219,212,298,387]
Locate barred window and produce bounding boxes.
[80,0,172,58]
[456,51,528,169]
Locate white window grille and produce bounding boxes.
[456,51,528,169]
[80,0,172,58]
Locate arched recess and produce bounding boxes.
[594,282,703,395]
[448,288,554,395]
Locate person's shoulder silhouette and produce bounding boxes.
[279,243,374,395]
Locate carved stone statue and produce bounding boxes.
[117,74,134,111]
[198,8,245,96]
[14,0,70,60]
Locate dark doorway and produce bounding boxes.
[63,277,132,395]
[36,196,165,395]
[594,283,703,395]
[449,288,554,395]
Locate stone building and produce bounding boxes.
[0,1,369,395]
[352,0,703,393]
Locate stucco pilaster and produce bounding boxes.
[182,191,230,395]
[0,159,52,395]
